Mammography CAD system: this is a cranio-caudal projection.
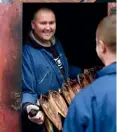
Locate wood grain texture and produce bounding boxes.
[0,3,21,132]
[13,0,96,3]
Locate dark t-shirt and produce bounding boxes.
[45,44,66,82]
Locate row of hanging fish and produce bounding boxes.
[37,66,102,132]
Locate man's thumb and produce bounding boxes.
[27,105,39,113]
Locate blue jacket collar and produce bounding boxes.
[95,62,116,79]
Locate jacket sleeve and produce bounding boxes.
[63,89,91,132]
[22,46,38,107]
[69,64,84,79]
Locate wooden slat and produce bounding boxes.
[13,0,96,2]
[0,3,21,132]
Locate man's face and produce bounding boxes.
[31,10,56,43]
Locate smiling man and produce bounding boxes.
[22,7,83,132]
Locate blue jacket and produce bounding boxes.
[22,39,83,106]
[63,62,116,132]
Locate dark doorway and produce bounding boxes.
[23,3,107,68]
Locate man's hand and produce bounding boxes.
[26,105,44,125]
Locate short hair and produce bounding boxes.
[32,7,55,20]
[96,15,116,54]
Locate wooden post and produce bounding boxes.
[0,3,22,132]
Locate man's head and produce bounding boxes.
[96,15,116,65]
[31,7,56,43]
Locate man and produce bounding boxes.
[22,7,83,132]
[63,15,116,132]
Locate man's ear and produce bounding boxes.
[31,20,35,30]
[98,40,106,53]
